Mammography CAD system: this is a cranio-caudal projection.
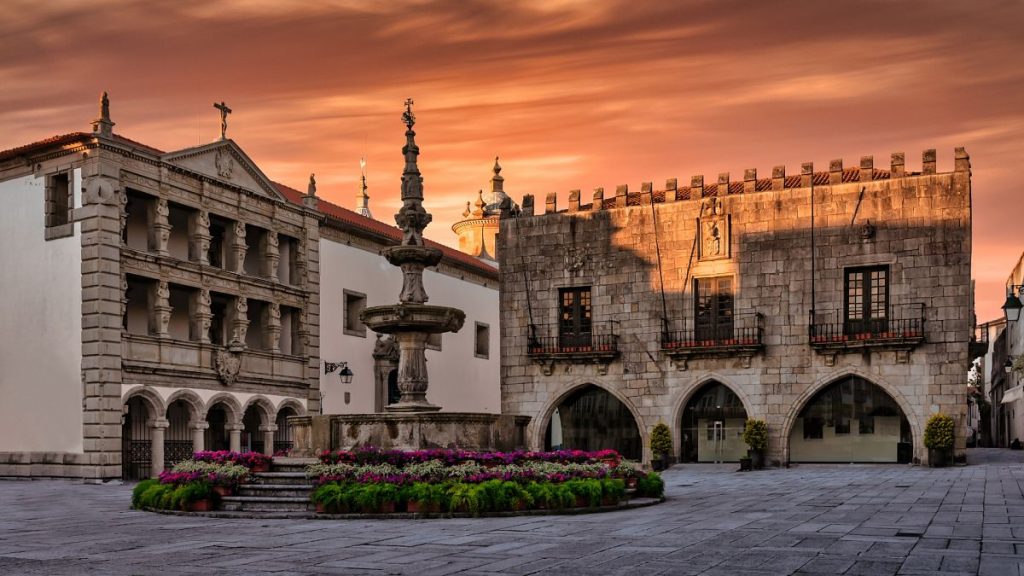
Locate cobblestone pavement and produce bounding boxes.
[2,449,1023,575]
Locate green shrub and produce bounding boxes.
[137,482,175,509]
[354,483,399,512]
[742,419,768,451]
[551,482,576,509]
[650,422,673,458]
[564,479,604,507]
[636,472,664,498]
[447,483,480,514]
[132,479,160,509]
[924,413,955,449]
[601,478,625,504]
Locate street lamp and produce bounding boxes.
[1002,285,1024,322]
[339,363,354,384]
[324,361,354,384]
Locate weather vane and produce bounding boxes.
[402,98,415,129]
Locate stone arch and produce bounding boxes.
[242,395,275,426]
[121,385,166,421]
[671,375,756,463]
[782,369,919,464]
[204,392,243,424]
[274,398,307,420]
[532,378,646,461]
[164,388,204,422]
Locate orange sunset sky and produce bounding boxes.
[2,0,1021,321]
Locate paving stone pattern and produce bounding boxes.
[2,449,1023,575]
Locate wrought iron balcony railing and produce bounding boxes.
[809,304,925,350]
[660,312,765,368]
[527,322,619,374]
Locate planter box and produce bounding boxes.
[184,498,213,512]
[406,501,441,514]
[928,447,952,468]
[212,485,234,497]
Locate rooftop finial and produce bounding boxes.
[214,101,232,140]
[490,155,506,204]
[356,157,372,218]
[92,91,115,137]
[402,98,416,130]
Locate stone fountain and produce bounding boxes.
[288,101,528,454]
[359,99,465,413]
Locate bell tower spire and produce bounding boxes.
[356,157,372,218]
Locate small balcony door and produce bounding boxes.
[695,277,734,342]
[844,266,888,335]
[559,287,592,349]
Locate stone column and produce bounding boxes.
[232,221,247,274]
[226,422,243,453]
[118,190,128,245]
[152,281,171,338]
[231,296,249,347]
[267,302,282,352]
[192,210,211,265]
[389,332,439,412]
[266,231,280,282]
[191,421,209,453]
[194,289,212,344]
[260,424,278,457]
[153,198,171,256]
[150,418,170,478]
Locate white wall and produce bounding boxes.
[0,172,83,452]
[319,238,500,414]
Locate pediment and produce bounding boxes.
[161,140,284,200]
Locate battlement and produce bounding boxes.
[517,148,968,216]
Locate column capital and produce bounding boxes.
[258,424,278,433]
[190,420,210,431]
[149,418,170,430]
[225,422,244,432]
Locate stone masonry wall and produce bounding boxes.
[499,149,972,466]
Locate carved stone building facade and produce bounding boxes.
[499,150,972,465]
[0,97,499,479]
[452,158,514,261]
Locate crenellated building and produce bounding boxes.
[0,95,499,479]
[498,150,973,465]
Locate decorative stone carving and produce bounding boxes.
[214,349,242,387]
[153,280,171,338]
[564,247,588,277]
[266,232,280,281]
[154,198,171,256]
[118,190,129,243]
[194,210,212,265]
[372,333,400,362]
[195,288,212,344]
[698,197,729,261]
[267,302,281,352]
[232,221,247,274]
[231,296,249,346]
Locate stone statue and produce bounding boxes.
[236,297,248,315]
[267,231,279,249]
[198,210,210,230]
[213,101,232,140]
[100,92,110,121]
[199,289,211,308]
[269,302,281,321]
[156,281,170,302]
[156,199,169,219]
[307,173,317,197]
[234,221,246,240]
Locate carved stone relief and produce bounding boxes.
[214,349,242,387]
[698,197,730,261]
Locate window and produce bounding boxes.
[45,171,73,239]
[426,333,442,351]
[845,266,888,335]
[694,277,733,341]
[558,287,592,348]
[475,322,490,359]
[343,290,367,337]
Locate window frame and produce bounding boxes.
[44,170,74,240]
[843,265,889,335]
[474,322,490,359]
[693,276,734,342]
[343,289,368,338]
[558,286,592,349]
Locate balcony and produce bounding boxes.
[809,305,925,361]
[527,322,619,375]
[660,313,765,369]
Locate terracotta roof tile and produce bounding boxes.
[274,182,498,280]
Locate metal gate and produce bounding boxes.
[122,397,151,481]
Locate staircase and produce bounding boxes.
[219,457,316,514]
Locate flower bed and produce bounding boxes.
[131,452,262,511]
[309,448,663,516]
[192,450,272,470]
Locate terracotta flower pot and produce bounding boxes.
[251,462,270,473]
[185,498,213,512]
[213,485,234,497]
[407,501,441,514]
[625,477,638,490]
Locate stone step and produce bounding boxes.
[270,457,317,473]
[220,496,313,513]
[249,471,310,485]
[238,484,312,498]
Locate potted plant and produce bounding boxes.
[177,481,216,512]
[650,422,673,471]
[924,413,955,467]
[742,419,768,469]
[404,482,446,514]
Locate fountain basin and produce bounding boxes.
[361,303,465,334]
[383,245,443,267]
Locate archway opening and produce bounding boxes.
[543,385,642,460]
[681,382,748,463]
[789,375,912,463]
[122,396,152,481]
[274,406,297,455]
[242,405,265,453]
[387,369,400,406]
[165,399,193,467]
[205,405,229,451]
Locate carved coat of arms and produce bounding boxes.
[698,198,730,261]
[214,349,242,387]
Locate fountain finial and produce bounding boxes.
[396,99,430,247]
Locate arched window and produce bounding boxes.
[681,382,748,462]
[790,376,911,463]
[544,385,641,460]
